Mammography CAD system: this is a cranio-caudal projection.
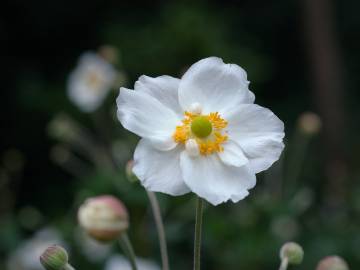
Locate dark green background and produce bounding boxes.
[1,0,360,269]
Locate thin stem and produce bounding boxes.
[193,197,204,270]
[119,233,138,270]
[279,257,289,270]
[146,191,170,270]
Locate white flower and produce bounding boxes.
[7,228,65,270]
[67,52,116,112]
[116,57,285,205]
[105,255,160,270]
[74,229,112,262]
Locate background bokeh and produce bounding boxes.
[2,0,360,269]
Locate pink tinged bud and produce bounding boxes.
[40,245,68,270]
[298,112,322,135]
[316,256,349,270]
[280,242,304,265]
[78,195,129,242]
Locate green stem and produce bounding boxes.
[119,233,138,270]
[279,257,289,270]
[193,197,204,270]
[146,191,170,270]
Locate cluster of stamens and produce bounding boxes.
[173,107,228,156]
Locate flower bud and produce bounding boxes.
[40,245,68,270]
[98,45,119,64]
[298,112,322,135]
[78,195,129,242]
[316,256,349,270]
[280,242,304,265]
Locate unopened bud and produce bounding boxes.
[316,256,349,270]
[298,112,322,135]
[280,242,304,265]
[98,45,119,64]
[78,195,129,242]
[40,245,69,270]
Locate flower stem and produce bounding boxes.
[119,233,138,270]
[279,257,289,270]
[193,197,204,270]
[146,191,170,270]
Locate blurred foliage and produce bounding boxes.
[2,0,360,270]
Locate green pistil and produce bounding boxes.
[191,116,212,138]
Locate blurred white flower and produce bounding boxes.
[116,57,285,205]
[7,228,65,270]
[105,255,160,270]
[74,229,111,263]
[67,52,116,112]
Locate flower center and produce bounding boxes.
[86,70,104,92]
[173,108,228,156]
[191,116,212,138]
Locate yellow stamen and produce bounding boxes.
[173,111,228,156]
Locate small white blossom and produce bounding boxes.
[105,255,160,270]
[116,57,285,205]
[67,52,116,112]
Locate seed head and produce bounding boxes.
[280,242,304,265]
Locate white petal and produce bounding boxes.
[133,139,190,196]
[106,255,160,270]
[117,88,180,150]
[180,152,256,205]
[178,57,255,114]
[218,140,249,167]
[185,139,200,157]
[134,75,183,116]
[224,104,285,173]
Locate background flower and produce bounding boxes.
[67,52,116,112]
[6,228,65,270]
[105,255,160,270]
